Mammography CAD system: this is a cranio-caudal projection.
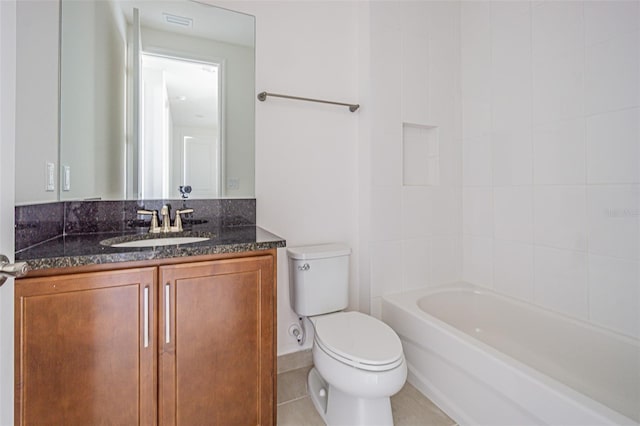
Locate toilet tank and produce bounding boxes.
[287,244,351,316]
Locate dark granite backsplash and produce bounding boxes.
[16,199,256,252]
[15,202,65,251]
[64,201,128,234]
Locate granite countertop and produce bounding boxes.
[16,224,286,271]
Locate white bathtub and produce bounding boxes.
[382,283,640,426]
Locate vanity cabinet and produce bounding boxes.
[15,251,276,426]
[158,255,275,425]
[14,267,158,425]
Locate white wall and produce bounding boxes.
[363,1,463,318]
[16,0,126,203]
[211,0,360,355]
[15,1,59,205]
[213,1,463,354]
[0,1,17,423]
[256,0,360,355]
[60,0,126,201]
[461,1,640,339]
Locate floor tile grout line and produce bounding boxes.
[277,395,311,407]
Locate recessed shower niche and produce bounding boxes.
[402,123,439,186]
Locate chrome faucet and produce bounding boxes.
[137,205,194,233]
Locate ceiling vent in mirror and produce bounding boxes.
[163,13,193,28]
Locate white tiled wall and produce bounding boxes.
[461,0,640,338]
[367,1,463,317]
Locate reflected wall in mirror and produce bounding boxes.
[59,0,255,201]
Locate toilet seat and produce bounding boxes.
[312,311,404,372]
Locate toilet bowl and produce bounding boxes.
[308,311,407,426]
[287,244,407,426]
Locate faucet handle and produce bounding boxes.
[172,208,195,232]
[137,209,160,233]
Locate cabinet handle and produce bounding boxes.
[165,283,171,344]
[143,286,150,348]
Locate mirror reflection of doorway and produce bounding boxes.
[140,53,221,199]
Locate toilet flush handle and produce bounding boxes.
[298,263,310,271]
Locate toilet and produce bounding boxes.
[287,244,407,426]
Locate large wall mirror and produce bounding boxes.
[59,0,255,201]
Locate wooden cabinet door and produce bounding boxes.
[15,268,157,426]
[159,254,275,426]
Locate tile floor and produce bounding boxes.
[277,366,456,426]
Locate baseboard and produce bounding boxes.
[277,349,313,374]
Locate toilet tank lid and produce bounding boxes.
[287,243,351,260]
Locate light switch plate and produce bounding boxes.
[63,165,71,191]
[45,162,55,191]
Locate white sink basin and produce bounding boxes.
[109,236,210,248]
